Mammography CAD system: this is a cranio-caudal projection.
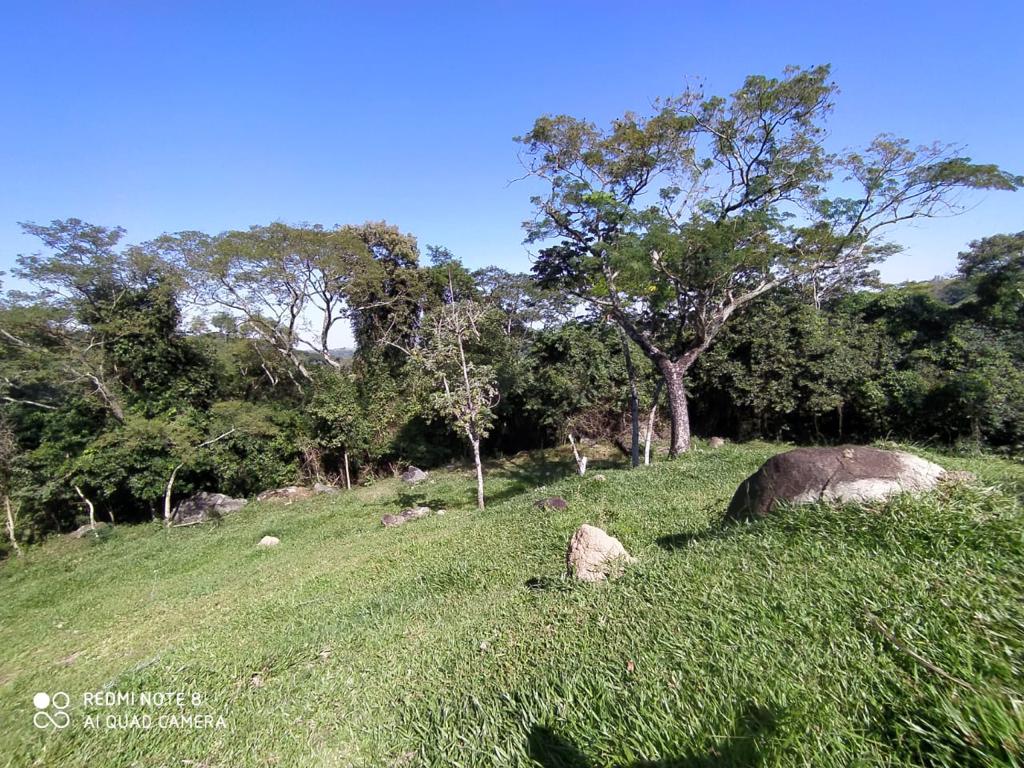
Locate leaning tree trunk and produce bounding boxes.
[471,436,485,510]
[659,359,691,456]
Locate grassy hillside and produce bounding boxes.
[0,442,1022,767]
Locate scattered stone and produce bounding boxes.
[592,474,607,482]
[69,521,110,539]
[257,535,280,548]
[565,524,637,582]
[536,496,568,511]
[172,491,246,525]
[401,466,428,484]
[940,469,977,486]
[257,486,314,503]
[313,482,340,494]
[381,514,406,527]
[400,506,431,520]
[435,509,447,516]
[726,445,947,521]
[708,437,726,449]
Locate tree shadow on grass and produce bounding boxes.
[528,703,777,768]
[484,452,623,508]
[655,527,732,551]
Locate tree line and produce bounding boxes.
[1,65,1021,553]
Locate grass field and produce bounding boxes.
[0,441,1022,767]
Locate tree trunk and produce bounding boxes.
[618,330,641,467]
[4,495,21,557]
[164,463,183,527]
[343,450,351,490]
[644,379,663,465]
[74,485,98,534]
[659,359,691,456]
[471,437,484,510]
[568,433,588,476]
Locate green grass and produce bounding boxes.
[0,441,1022,767]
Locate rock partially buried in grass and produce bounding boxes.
[313,482,339,494]
[535,496,568,511]
[381,514,406,527]
[69,521,110,539]
[566,524,637,582]
[257,535,280,547]
[708,437,726,448]
[401,466,428,484]
[400,506,431,520]
[257,486,314,503]
[726,445,948,521]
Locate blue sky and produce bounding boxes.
[2,0,1022,286]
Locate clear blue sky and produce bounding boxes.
[2,0,1022,285]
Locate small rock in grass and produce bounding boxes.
[381,514,406,527]
[708,437,726,448]
[592,474,607,482]
[535,496,568,511]
[435,509,447,516]
[257,535,280,548]
[400,506,431,520]
[313,482,339,494]
[566,524,637,582]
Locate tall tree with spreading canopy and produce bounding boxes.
[518,65,1020,454]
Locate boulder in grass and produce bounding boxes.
[401,466,428,484]
[257,535,280,548]
[172,492,246,525]
[708,437,726,449]
[381,514,406,528]
[726,445,948,521]
[535,497,568,511]
[257,486,314,503]
[313,482,339,495]
[565,524,637,582]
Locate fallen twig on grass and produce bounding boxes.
[864,610,979,694]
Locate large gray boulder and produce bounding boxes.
[401,466,428,484]
[726,445,947,521]
[566,524,637,582]
[172,492,246,525]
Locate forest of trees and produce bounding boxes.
[1,66,1021,552]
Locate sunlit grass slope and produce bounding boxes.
[0,442,1021,767]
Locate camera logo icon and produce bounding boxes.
[33,691,70,729]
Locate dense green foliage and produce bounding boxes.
[1,444,1021,766]
[1,216,1022,549]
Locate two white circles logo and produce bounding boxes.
[33,691,70,729]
